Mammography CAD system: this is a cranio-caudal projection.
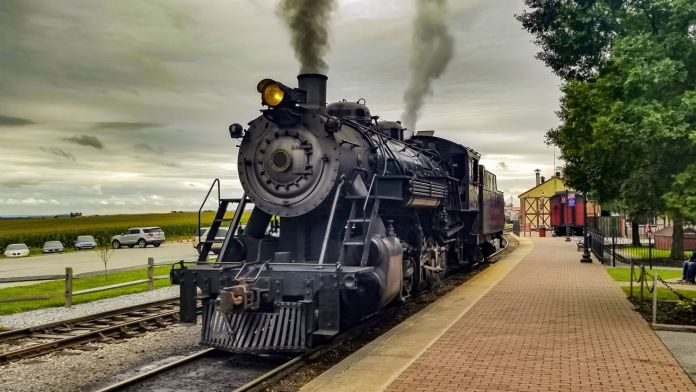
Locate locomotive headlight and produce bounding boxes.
[257,78,286,107]
[256,78,307,108]
[263,83,285,107]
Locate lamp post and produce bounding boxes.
[581,192,592,263]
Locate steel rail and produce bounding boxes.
[489,235,509,259]
[0,298,199,364]
[235,306,400,392]
[93,348,216,392]
[0,310,183,364]
[0,297,179,343]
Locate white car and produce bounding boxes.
[4,243,30,258]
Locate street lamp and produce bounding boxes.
[581,192,592,263]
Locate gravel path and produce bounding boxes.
[0,322,202,392]
[0,286,180,329]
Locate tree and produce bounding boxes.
[519,0,696,259]
[96,241,114,281]
[516,0,622,81]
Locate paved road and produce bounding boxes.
[0,242,199,287]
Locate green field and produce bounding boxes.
[0,265,173,316]
[0,211,249,251]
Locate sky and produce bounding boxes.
[0,0,562,216]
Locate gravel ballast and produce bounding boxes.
[0,286,180,329]
[0,322,201,392]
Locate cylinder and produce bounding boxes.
[298,73,327,111]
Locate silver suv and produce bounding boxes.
[111,227,165,249]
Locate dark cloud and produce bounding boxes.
[134,142,164,154]
[0,178,41,188]
[40,147,76,161]
[0,1,560,214]
[497,161,508,170]
[64,134,104,149]
[0,114,34,126]
[92,121,162,131]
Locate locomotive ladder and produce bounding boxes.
[197,179,248,263]
[339,175,382,267]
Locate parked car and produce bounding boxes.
[4,243,30,258]
[193,227,229,255]
[74,235,97,250]
[111,227,165,249]
[42,241,64,254]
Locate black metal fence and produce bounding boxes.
[588,230,683,268]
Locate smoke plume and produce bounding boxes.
[277,0,335,74]
[402,0,454,133]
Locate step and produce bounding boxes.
[345,195,401,200]
[348,218,371,223]
[343,241,365,246]
[313,329,339,337]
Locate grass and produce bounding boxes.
[621,286,696,301]
[0,265,174,316]
[617,246,672,259]
[607,267,696,301]
[606,267,682,282]
[0,210,251,253]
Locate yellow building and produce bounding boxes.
[518,171,599,233]
[518,171,566,232]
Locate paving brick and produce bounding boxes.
[386,237,696,392]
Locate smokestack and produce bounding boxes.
[541,176,546,184]
[278,0,336,74]
[535,169,541,186]
[297,73,327,112]
[402,0,454,133]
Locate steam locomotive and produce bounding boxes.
[171,74,504,353]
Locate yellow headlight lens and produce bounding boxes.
[263,84,285,107]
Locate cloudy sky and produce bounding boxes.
[0,0,561,216]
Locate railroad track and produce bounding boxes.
[0,298,186,364]
[93,307,399,392]
[94,235,511,391]
[491,235,509,259]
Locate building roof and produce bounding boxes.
[654,226,696,238]
[518,176,566,199]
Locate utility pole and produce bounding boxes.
[581,193,592,263]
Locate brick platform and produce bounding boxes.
[387,236,695,392]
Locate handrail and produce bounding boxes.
[198,179,221,244]
[319,177,347,265]
[363,174,378,213]
[214,192,248,264]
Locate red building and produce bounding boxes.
[653,227,696,251]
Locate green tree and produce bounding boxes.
[519,0,696,259]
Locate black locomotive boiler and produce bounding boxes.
[171,74,504,353]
